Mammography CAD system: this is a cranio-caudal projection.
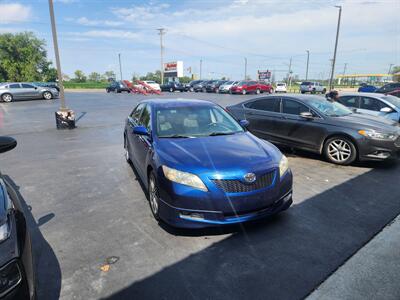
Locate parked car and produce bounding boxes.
[338,92,400,122]
[375,83,400,94]
[227,94,400,165]
[300,81,326,94]
[0,136,35,299]
[106,81,130,93]
[275,82,287,93]
[186,80,204,92]
[123,99,293,228]
[218,81,238,93]
[358,84,377,93]
[193,80,210,92]
[230,81,273,95]
[387,89,400,98]
[206,80,227,93]
[142,81,161,91]
[0,83,59,102]
[32,82,60,92]
[160,81,186,92]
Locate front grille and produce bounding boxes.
[212,170,276,193]
[395,137,400,147]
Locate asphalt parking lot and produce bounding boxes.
[0,91,399,300]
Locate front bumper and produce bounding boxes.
[358,137,400,161]
[157,169,293,228]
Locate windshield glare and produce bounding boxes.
[307,98,352,117]
[156,105,244,138]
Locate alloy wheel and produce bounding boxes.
[43,92,52,100]
[149,175,159,217]
[327,139,352,163]
[2,94,12,102]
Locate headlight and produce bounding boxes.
[279,155,289,178]
[162,166,208,192]
[358,130,397,141]
[0,219,10,242]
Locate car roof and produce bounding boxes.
[339,92,386,98]
[139,98,216,108]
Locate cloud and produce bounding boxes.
[0,3,31,24]
[75,17,123,27]
[71,30,140,40]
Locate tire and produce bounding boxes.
[169,87,173,92]
[117,89,121,93]
[148,172,160,221]
[311,88,316,94]
[242,89,247,95]
[1,93,13,103]
[106,88,110,93]
[190,87,194,92]
[301,91,305,94]
[324,136,357,165]
[43,91,53,100]
[322,88,327,94]
[256,89,260,95]
[124,135,131,163]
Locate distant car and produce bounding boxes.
[300,81,326,94]
[206,80,227,93]
[227,94,400,165]
[358,84,377,93]
[0,82,59,102]
[186,80,203,92]
[275,82,287,93]
[142,81,161,91]
[230,81,273,95]
[160,81,185,92]
[387,89,400,98]
[375,83,400,94]
[338,92,400,122]
[123,99,293,228]
[193,80,210,92]
[218,81,238,93]
[106,81,130,93]
[33,82,60,92]
[0,136,36,299]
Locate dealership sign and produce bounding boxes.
[164,61,184,78]
[258,70,271,81]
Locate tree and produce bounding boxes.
[103,71,116,82]
[74,70,86,82]
[88,72,101,82]
[391,66,400,82]
[0,32,53,82]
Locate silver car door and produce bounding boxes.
[21,84,39,98]
[8,83,24,99]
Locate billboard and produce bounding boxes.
[258,70,271,81]
[164,61,184,78]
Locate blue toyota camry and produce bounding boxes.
[124,99,293,228]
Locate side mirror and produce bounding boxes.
[239,119,250,127]
[380,107,393,113]
[0,136,17,153]
[300,112,314,119]
[351,107,358,113]
[133,126,149,136]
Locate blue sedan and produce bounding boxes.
[124,99,293,228]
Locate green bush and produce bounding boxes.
[63,82,108,89]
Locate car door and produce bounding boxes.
[338,95,360,110]
[126,103,145,164]
[8,83,23,99]
[358,96,391,117]
[243,97,282,142]
[21,84,40,99]
[248,81,257,93]
[277,97,327,151]
[132,104,152,176]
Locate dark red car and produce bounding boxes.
[386,89,400,98]
[230,81,273,95]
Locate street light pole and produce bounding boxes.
[329,5,342,91]
[388,63,394,74]
[48,0,67,111]
[157,28,165,84]
[118,53,123,80]
[305,50,310,80]
[244,57,247,80]
[200,59,202,79]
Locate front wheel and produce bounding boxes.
[43,91,53,100]
[242,89,247,95]
[124,135,131,163]
[255,89,260,94]
[148,172,160,221]
[169,87,173,92]
[1,93,13,102]
[322,88,327,94]
[324,136,357,165]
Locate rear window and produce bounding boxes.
[146,81,155,84]
[277,83,285,87]
[244,98,280,112]
[301,82,312,85]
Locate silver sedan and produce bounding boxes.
[0,82,59,102]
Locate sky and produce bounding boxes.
[0,0,399,81]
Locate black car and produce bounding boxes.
[32,82,60,92]
[184,80,203,92]
[227,94,400,165]
[160,81,185,92]
[375,83,400,94]
[0,137,35,299]
[193,80,211,92]
[206,80,227,93]
[106,81,130,93]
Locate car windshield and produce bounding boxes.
[306,98,353,117]
[381,95,400,108]
[156,105,244,138]
[301,82,312,85]
[225,81,233,85]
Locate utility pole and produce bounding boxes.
[388,63,394,74]
[118,53,123,80]
[48,0,67,112]
[157,28,165,84]
[244,57,247,80]
[288,57,292,88]
[200,59,202,79]
[305,50,310,80]
[342,63,348,85]
[329,5,342,90]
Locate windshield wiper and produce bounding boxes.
[159,134,194,138]
[208,132,236,136]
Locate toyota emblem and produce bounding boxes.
[243,173,256,183]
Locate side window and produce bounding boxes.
[130,103,145,121]
[139,105,151,130]
[244,98,280,112]
[9,84,21,89]
[21,84,34,88]
[360,97,388,111]
[339,96,359,108]
[282,99,309,115]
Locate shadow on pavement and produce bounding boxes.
[105,162,400,300]
[4,175,62,300]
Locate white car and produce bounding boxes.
[143,81,161,91]
[218,81,238,93]
[275,82,287,93]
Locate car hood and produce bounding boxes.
[155,132,280,174]
[333,113,400,132]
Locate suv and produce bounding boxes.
[0,82,59,102]
[160,81,185,92]
[300,81,326,94]
[375,83,400,94]
[106,81,131,93]
[230,81,273,95]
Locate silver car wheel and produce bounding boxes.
[149,176,159,216]
[327,139,352,163]
[2,94,12,102]
[43,92,52,100]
